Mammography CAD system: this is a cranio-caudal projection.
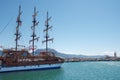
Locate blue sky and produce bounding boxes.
[0,0,120,56]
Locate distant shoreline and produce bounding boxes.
[65,60,120,63]
[64,57,120,62]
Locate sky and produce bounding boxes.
[0,0,120,56]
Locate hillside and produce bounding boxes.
[35,48,106,58]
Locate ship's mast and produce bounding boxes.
[15,5,22,51]
[42,12,53,52]
[29,7,39,55]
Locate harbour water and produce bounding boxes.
[0,61,120,80]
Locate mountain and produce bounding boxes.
[35,48,85,58]
[35,48,106,58]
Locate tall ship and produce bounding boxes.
[0,6,64,72]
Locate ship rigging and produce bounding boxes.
[15,5,22,51]
[29,7,39,54]
[42,12,53,52]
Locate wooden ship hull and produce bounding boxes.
[0,50,64,73]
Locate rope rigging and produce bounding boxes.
[0,17,14,35]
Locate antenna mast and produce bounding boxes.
[15,5,22,51]
[29,7,39,54]
[42,12,53,52]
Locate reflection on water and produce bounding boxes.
[0,69,64,80]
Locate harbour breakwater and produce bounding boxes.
[64,56,120,62]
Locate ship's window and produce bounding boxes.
[2,53,6,57]
[22,52,27,57]
[10,53,14,57]
[6,53,14,57]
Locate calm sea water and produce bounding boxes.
[0,61,120,80]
